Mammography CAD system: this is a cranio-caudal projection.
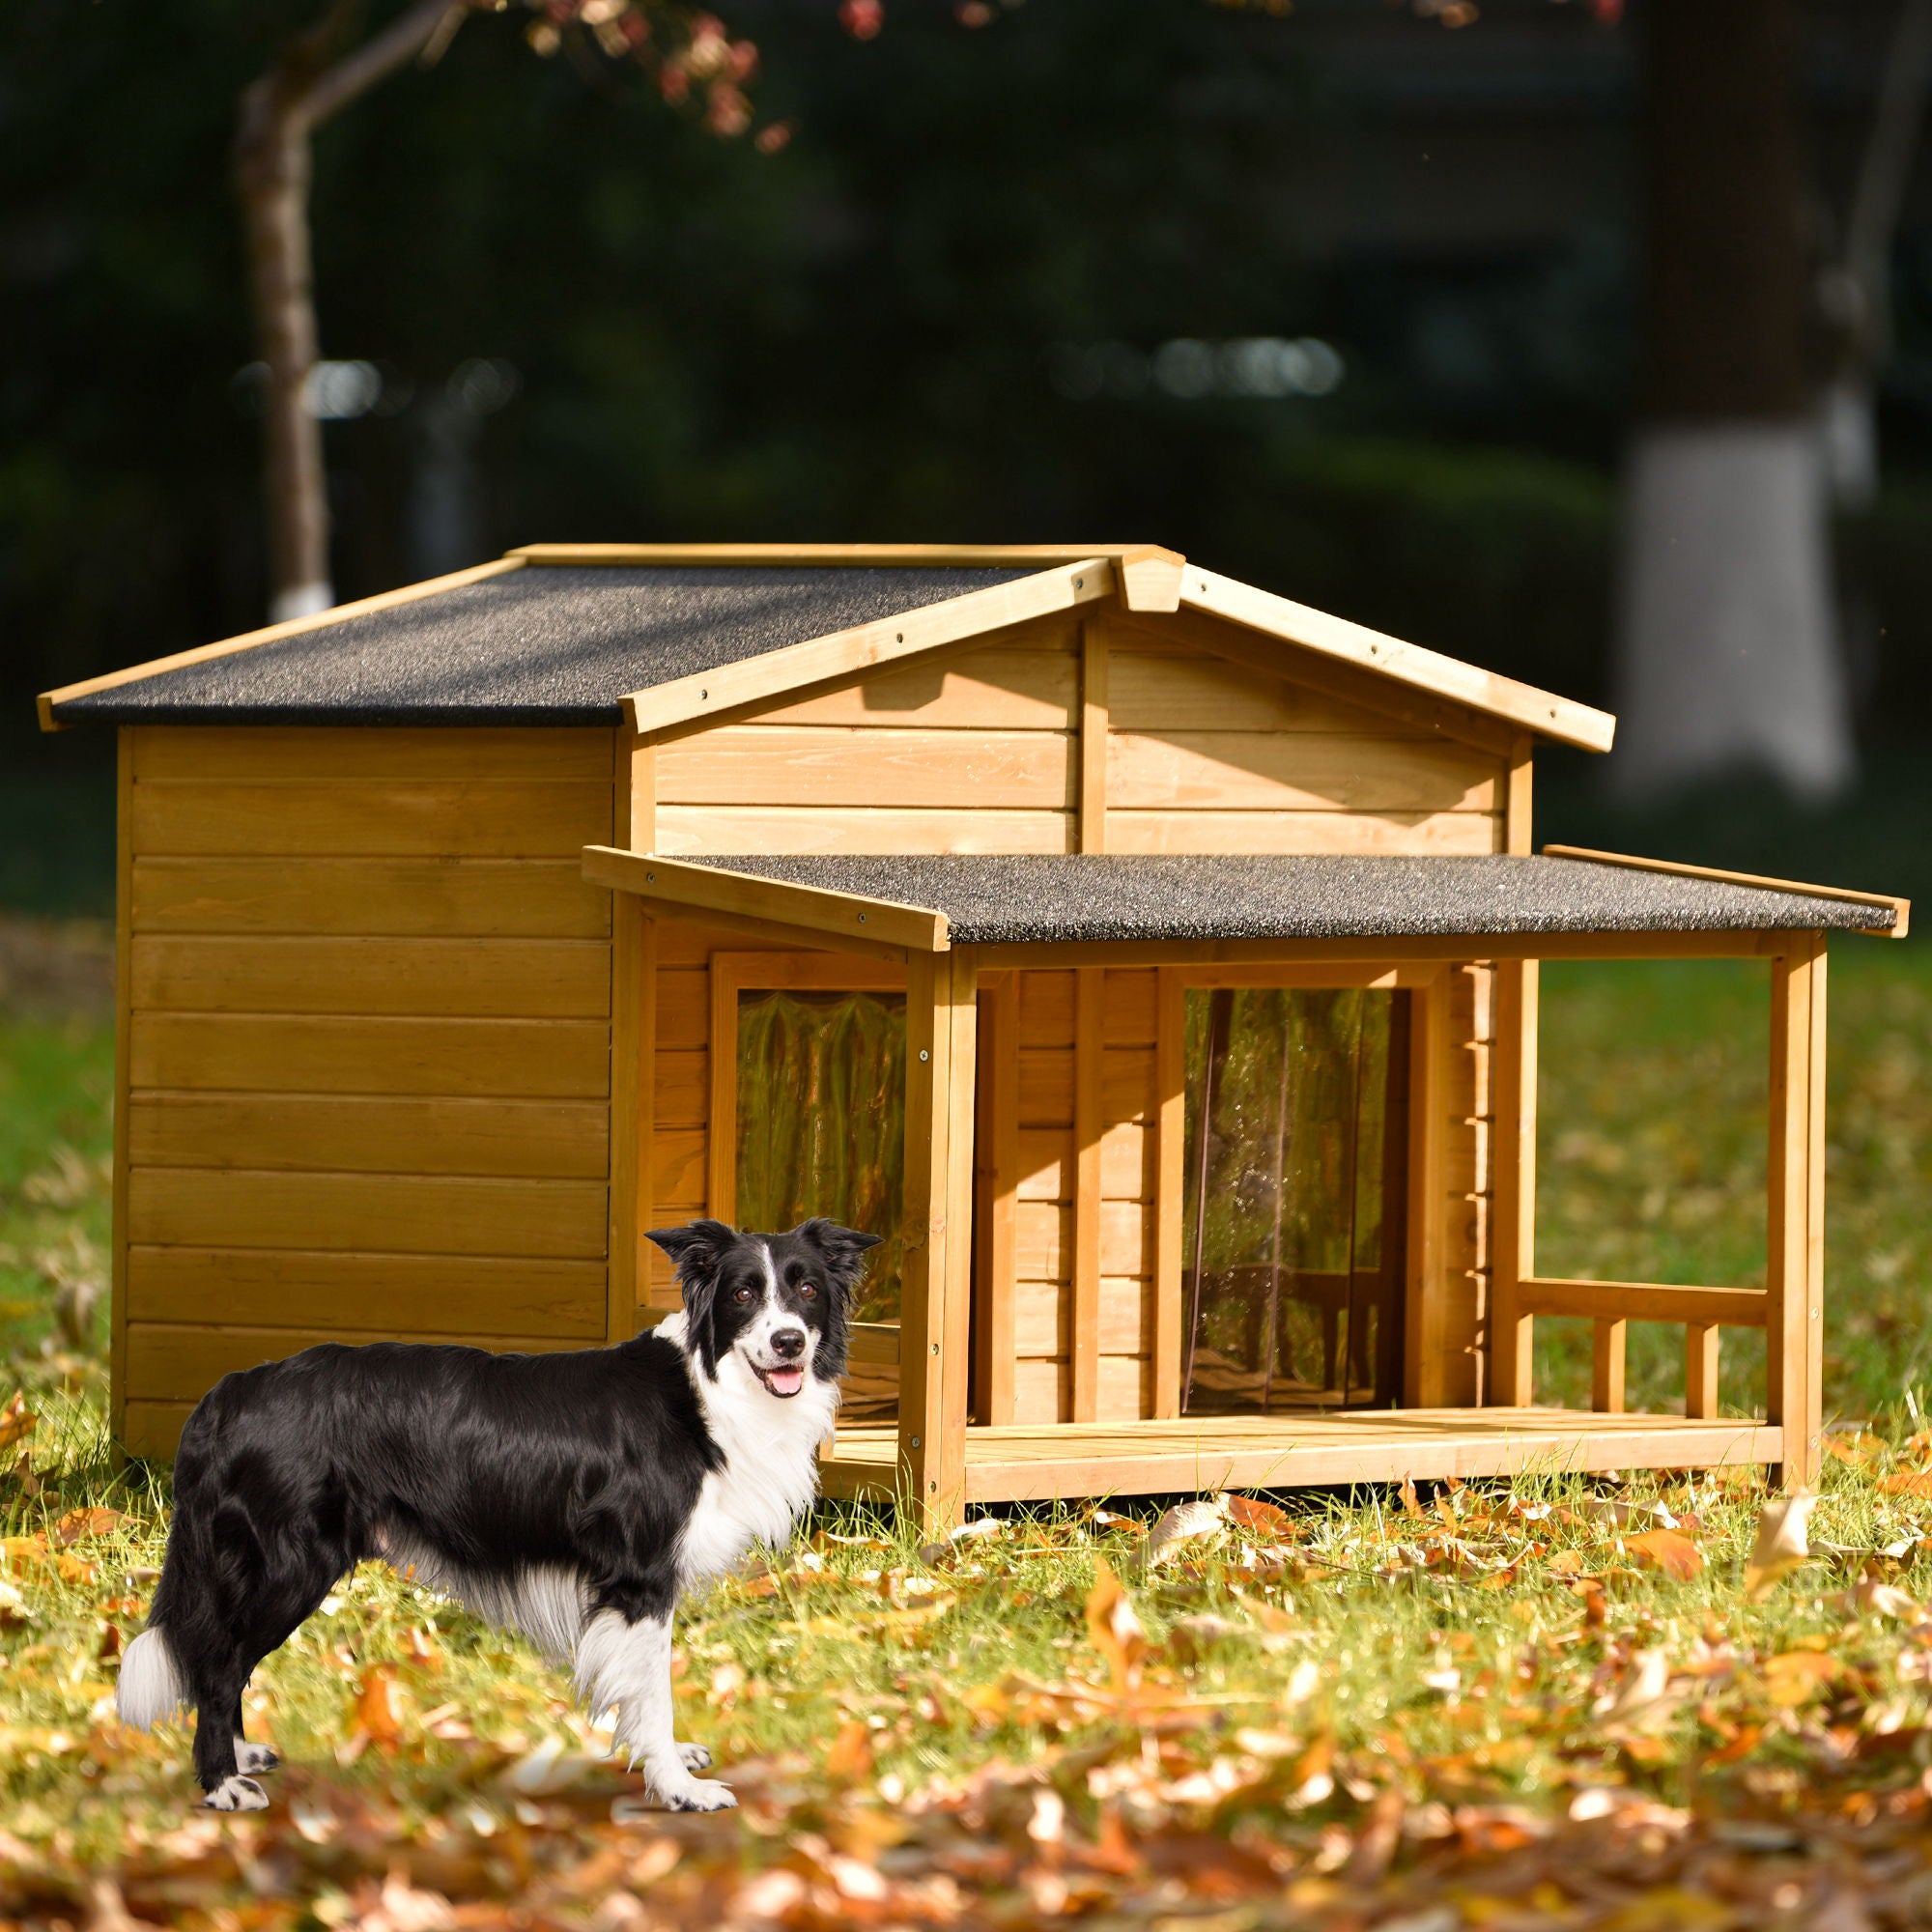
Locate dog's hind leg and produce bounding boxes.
[227,1689,280,1776]
[575,1609,733,1811]
[189,1658,266,1810]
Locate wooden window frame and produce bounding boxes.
[1152,961,1452,1418]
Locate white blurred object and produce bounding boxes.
[1612,421,1853,803]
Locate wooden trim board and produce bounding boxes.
[512,543,1179,568]
[582,846,948,954]
[1545,845,1908,938]
[1179,567,1616,754]
[816,1410,1782,1504]
[622,560,1114,736]
[39,558,527,731]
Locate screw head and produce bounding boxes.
[919,1049,929,1062]
[909,1435,922,1449]
[698,688,708,699]
[857,913,867,923]
[930,1342,939,1355]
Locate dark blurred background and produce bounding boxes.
[6,0,1929,916]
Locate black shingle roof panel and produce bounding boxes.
[52,566,1035,725]
[684,853,1892,943]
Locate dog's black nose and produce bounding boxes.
[771,1327,807,1360]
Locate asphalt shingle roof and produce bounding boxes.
[50,565,1034,725]
[686,853,1894,943]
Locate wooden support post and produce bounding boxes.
[1591,1317,1627,1413]
[900,948,978,1530]
[1402,974,1448,1406]
[1079,619,1109,853]
[973,972,1019,1427]
[1685,1322,1720,1419]
[1070,967,1105,1422]
[110,729,134,1455]
[1768,935,1827,1489]
[1488,959,1538,1406]
[608,726,654,1344]
[1152,968,1186,1418]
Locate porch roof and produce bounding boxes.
[681,851,1904,944]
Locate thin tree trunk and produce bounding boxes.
[1613,0,1854,802]
[238,78,330,623]
[234,0,463,623]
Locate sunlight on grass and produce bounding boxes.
[3,949,1932,1920]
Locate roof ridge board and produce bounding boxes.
[620,555,1117,736]
[511,542,1180,568]
[1545,844,1909,937]
[1180,565,1618,755]
[36,555,528,733]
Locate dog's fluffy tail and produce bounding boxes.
[117,1626,189,1729]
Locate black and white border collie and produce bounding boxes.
[117,1219,878,1812]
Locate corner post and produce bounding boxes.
[900,947,979,1530]
[1489,734,1537,1407]
[1767,933,1826,1489]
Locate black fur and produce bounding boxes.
[139,1218,878,1803]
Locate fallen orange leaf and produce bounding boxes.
[354,1664,404,1748]
[1627,1528,1704,1581]
[1084,1557,1147,1692]
[55,1507,126,1547]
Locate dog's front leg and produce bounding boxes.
[575,1608,734,1811]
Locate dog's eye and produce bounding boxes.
[733,1286,754,1303]
[798,1283,818,1299]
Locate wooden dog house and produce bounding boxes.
[40,543,1908,1520]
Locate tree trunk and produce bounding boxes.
[1613,0,1854,801]
[238,78,332,624]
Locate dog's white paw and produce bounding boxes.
[659,1778,736,1812]
[676,1741,712,1772]
[204,1775,269,1811]
[234,1741,280,1775]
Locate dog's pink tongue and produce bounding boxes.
[767,1366,804,1396]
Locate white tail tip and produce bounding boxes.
[117,1627,189,1729]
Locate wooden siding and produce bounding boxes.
[649,618,1081,859]
[117,724,617,1457]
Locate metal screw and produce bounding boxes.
[698,688,708,699]
[931,1342,939,1355]
[919,1049,929,1062]
[857,913,867,923]
[895,633,903,642]
[645,871,656,883]
[909,1435,922,1449]
[1074,577,1083,589]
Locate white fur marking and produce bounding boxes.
[117,1627,189,1729]
[574,1610,735,1810]
[234,1741,279,1774]
[205,1775,269,1811]
[377,1531,588,1660]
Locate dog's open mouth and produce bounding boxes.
[754,1363,806,1398]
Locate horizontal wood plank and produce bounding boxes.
[1108,732,1498,814]
[1017,1200,1150,1281]
[1108,649,1410,737]
[132,725,614,784]
[127,1322,586,1404]
[1105,810,1500,857]
[128,1093,609,1179]
[130,1013,610,1098]
[658,727,1073,810]
[133,782,612,859]
[132,859,611,939]
[128,1246,607,1337]
[653,805,1074,858]
[130,936,611,1018]
[654,1049,708,1128]
[128,1169,608,1258]
[1015,1275,1151,1356]
[1016,1124,1151,1202]
[749,643,1077,730]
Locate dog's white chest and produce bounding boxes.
[678,1358,833,1590]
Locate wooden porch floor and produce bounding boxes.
[819,1408,1782,1504]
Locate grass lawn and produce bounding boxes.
[4,943,1932,1928]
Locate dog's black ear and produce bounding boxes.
[793,1219,883,1292]
[791,1220,883,1381]
[645,1221,735,1375]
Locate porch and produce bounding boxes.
[817,1408,1783,1505]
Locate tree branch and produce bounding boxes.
[302,0,468,130]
